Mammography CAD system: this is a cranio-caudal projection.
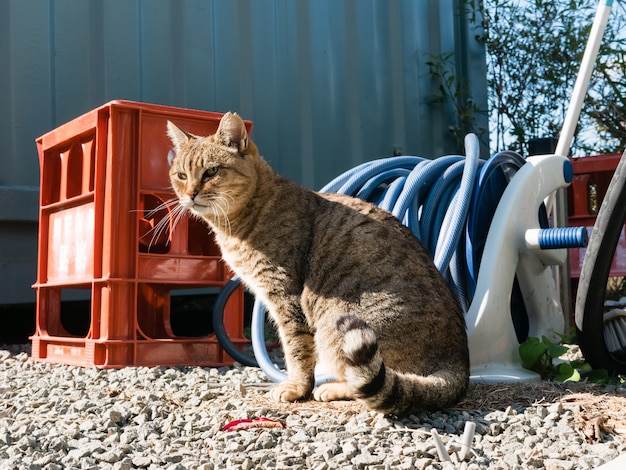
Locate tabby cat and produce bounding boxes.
[167,113,469,415]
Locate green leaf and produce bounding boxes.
[545,342,568,360]
[570,360,592,372]
[554,363,581,383]
[519,337,547,368]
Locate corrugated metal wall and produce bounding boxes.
[0,0,487,304]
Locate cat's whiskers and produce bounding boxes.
[143,198,180,220]
[169,203,189,238]
[142,199,188,250]
[209,194,232,235]
[130,197,179,217]
[147,205,178,249]
[134,197,178,250]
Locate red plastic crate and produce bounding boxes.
[567,153,626,279]
[31,100,251,368]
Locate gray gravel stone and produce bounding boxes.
[1,343,625,469]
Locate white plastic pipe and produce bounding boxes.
[430,429,451,462]
[555,0,613,157]
[459,421,476,461]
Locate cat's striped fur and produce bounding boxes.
[167,113,469,415]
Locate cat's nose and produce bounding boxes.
[186,188,198,199]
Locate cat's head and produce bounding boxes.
[167,112,258,226]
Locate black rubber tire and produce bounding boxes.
[575,150,626,374]
[212,278,258,367]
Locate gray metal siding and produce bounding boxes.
[0,0,487,303]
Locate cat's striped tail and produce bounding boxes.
[336,314,467,415]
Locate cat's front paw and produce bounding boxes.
[313,381,354,402]
[269,380,311,403]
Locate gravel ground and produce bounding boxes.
[1,344,625,470]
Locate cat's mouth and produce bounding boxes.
[179,199,208,213]
[179,195,231,227]
[179,196,204,208]
[182,200,222,219]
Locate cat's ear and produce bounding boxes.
[167,121,193,153]
[216,112,248,153]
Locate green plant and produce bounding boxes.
[519,333,622,385]
[468,0,626,156]
[519,335,569,379]
[426,52,488,152]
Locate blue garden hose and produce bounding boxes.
[213,133,587,382]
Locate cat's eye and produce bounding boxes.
[177,172,188,180]
[202,168,218,181]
